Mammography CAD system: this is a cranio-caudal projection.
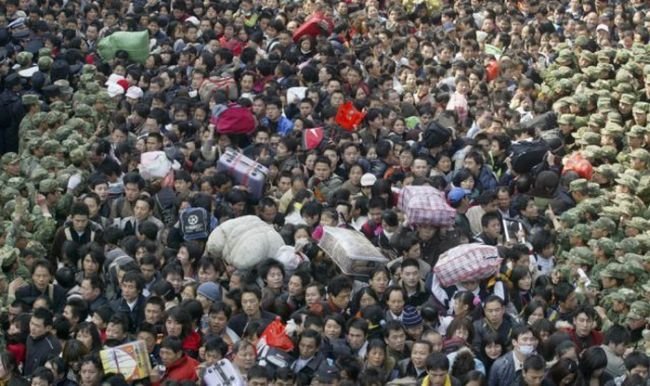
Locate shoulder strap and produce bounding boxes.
[48,284,54,301]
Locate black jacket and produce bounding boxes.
[110,294,146,334]
[16,283,67,313]
[25,333,61,376]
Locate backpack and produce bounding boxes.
[509,140,550,174]
[180,207,210,241]
[199,75,238,102]
[211,104,256,135]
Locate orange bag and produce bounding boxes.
[563,153,593,180]
[260,318,294,352]
[335,101,365,131]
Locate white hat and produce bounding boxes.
[360,173,377,187]
[105,73,125,86]
[596,24,609,33]
[18,66,38,78]
[185,16,200,27]
[125,86,143,99]
[107,83,124,97]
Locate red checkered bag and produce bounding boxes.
[398,185,456,227]
[434,244,502,287]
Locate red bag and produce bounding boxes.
[398,185,456,227]
[292,12,334,42]
[211,104,256,135]
[434,244,501,287]
[563,153,593,180]
[199,75,238,102]
[302,127,324,150]
[335,101,365,131]
[260,318,294,352]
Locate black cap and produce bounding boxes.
[4,73,21,88]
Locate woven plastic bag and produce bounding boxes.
[259,318,294,352]
[434,244,501,287]
[398,185,456,227]
[97,31,150,64]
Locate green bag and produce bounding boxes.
[97,31,150,64]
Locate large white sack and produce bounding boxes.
[206,216,285,269]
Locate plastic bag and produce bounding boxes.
[563,153,593,180]
[97,31,150,64]
[259,318,294,352]
[335,101,365,131]
[139,151,172,180]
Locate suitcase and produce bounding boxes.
[216,149,268,200]
[318,226,388,278]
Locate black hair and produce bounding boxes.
[579,346,607,380]
[425,352,450,371]
[160,336,183,353]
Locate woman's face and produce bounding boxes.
[165,317,183,337]
[453,327,469,341]
[83,198,99,218]
[305,286,321,305]
[367,346,385,367]
[485,342,503,359]
[83,255,99,274]
[369,271,389,295]
[177,246,190,265]
[79,363,100,386]
[265,267,284,290]
[518,274,532,291]
[324,319,342,339]
[460,176,475,190]
[528,307,545,326]
[437,156,452,173]
[348,166,363,185]
[360,292,377,309]
[77,330,94,351]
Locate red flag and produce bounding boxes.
[302,127,324,150]
[335,101,365,131]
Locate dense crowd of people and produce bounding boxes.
[2,0,650,385]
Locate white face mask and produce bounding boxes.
[518,344,535,356]
[383,230,395,239]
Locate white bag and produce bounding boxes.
[139,151,172,180]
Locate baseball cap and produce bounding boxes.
[447,187,471,204]
[360,173,377,187]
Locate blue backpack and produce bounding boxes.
[180,207,210,241]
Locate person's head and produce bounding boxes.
[70,202,90,232]
[555,282,578,312]
[604,324,631,357]
[240,285,262,317]
[384,286,407,316]
[346,318,368,350]
[547,358,579,386]
[165,306,192,339]
[298,329,321,359]
[30,308,54,339]
[31,367,54,386]
[75,322,102,353]
[579,346,608,380]
[483,295,505,326]
[159,336,184,366]
[383,321,407,352]
[120,271,144,301]
[78,356,102,386]
[453,290,478,319]
[247,365,271,386]
[328,275,353,310]
[305,282,324,305]
[106,314,128,341]
[425,353,450,386]
[368,267,390,296]
[80,276,103,303]
[572,305,597,338]
[482,331,504,361]
[203,336,229,366]
[233,340,256,371]
[522,300,547,326]
[63,298,88,328]
[313,156,333,180]
[411,340,433,370]
[512,325,538,358]
[259,259,285,290]
[31,259,53,291]
[481,212,502,239]
[624,351,650,379]
[523,354,546,386]
[446,317,474,343]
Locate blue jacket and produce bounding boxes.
[477,165,498,193]
[488,352,517,386]
[262,116,294,136]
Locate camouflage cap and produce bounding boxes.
[580,51,597,65]
[606,288,638,304]
[38,47,52,58]
[0,188,18,205]
[6,177,25,191]
[576,132,601,146]
[69,148,87,164]
[31,111,47,127]
[0,246,19,268]
[593,238,616,257]
[623,260,646,278]
[25,240,46,257]
[588,114,606,128]
[46,111,62,126]
[75,103,93,118]
[593,217,617,234]
[1,152,20,166]
[82,64,97,75]
[29,166,48,182]
[21,94,39,105]
[558,114,576,125]
[85,83,100,95]
[40,155,63,170]
[569,178,588,193]
[617,238,641,253]
[627,301,650,320]
[615,174,639,190]
[600,262,627,280]
[633,102,649,114]
[53,80,73,95]
[49,101,67,112]
[15,51,33,67]
[568,246,594,266]
[628,125,647,138]
[55,126,74,142]
[27,138,44,151]
[559,208,581,227]
[37,56,53,71]
[38,178,63,194]
[42,140,62,155]
[626,217,648,231]
[96,91,112,104]
[613,83,635,95]
[620,93,638,105]
[630,148,650,163]
[79,73,95,84]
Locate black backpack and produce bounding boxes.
[179,207,209,241]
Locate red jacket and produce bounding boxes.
[163,354,199,383]
[568,328,603,352]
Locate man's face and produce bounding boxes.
[427,369,448,386]
[32,266,51,291]
[209,311,228,334]
[485,219,502,239]
[331,289,351,310]
[124,182,140,202]
[524,369,545,386]
[134,199,151,221]
[385,328,406,351]
[241,292,260,316]
[120,280,138,301]
[160,347,182,366]
[259,205,277,223]
[387,290,405,315]
[573,312,594,337]
[314,162,331,181]
[29,317,49,339]
[412,159,429,177]
[463,157,480,175]
[72,214,89,233]
[63,305,77,325]
[402,266,420,288]
[145,303,163,324]
[347,327,365,349]
[410,343,430,369]
[265,104,281,121]
[630,365,649,379]
[484,300,504,326]
[299,336,318,359]
[80,279,97,301]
